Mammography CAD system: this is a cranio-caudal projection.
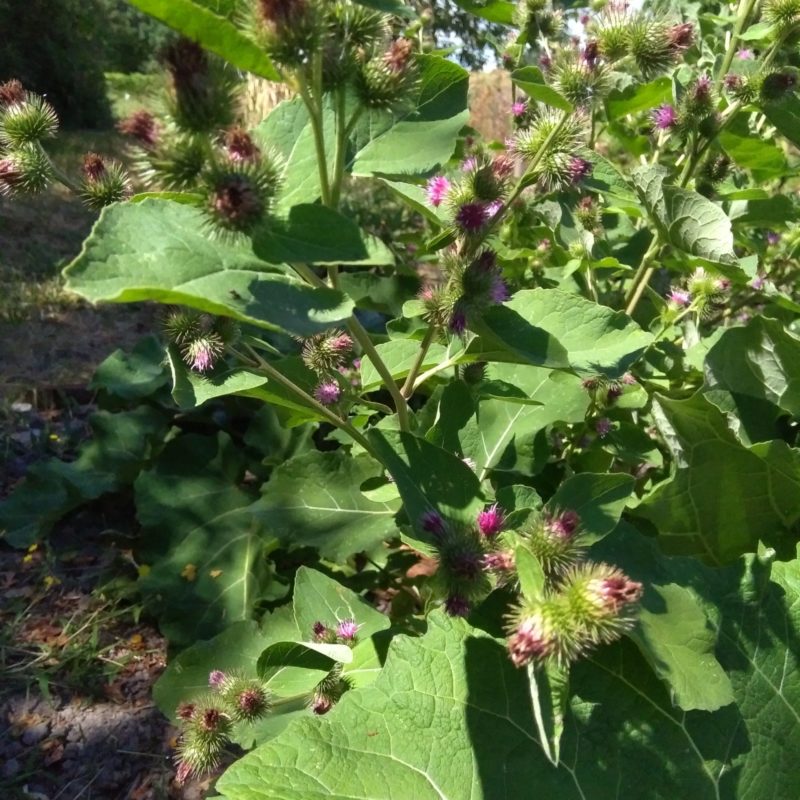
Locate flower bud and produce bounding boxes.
[336,618,360,642]
[0,93,58,148]
[521,509,584,576]
[0,79,26,109]
[627,14,680,80]
[0,143,52,196]
[79,153,131,211]
[208,670,227,689]
[117,109,158,147]
[764,0,800,33]
[301,329,354,373]
[164,308,239,372]
[310,665,351,714]
[507,611,554,667]
[224,126,261,163]
[444,594,471,617]
[253,0,324,68]
[420,509,447,538]
[460,361,487,385]
[477,503,505,537]
[314,380,341,406]
[355,49,419,111]
[552,50,610,108]
[651,103,677,131]
[426,175,451,207]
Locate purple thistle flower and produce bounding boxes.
[668,288,691,307]
[449,306,468,335]
[314,381,341,405]
[750,274,766,290]
[461,156,478,172]
[511,101,527,118]
[456,202,489,232]
[482,550,515,574]
[336,619,359,641]
[489,274,510,304]
[737,48,754,60]
[312,621,329,641]
[426,175,450,207]
[311,695,333,715]
[546,510,580,539]
[568,157,593,185]
[190,341,216,373]
[420,510,446,537]
[694,75,712,101]
[444,595,471,617]
[477,503,505,537]
[208,670,227,689]
[652,104,677,130]
[485,199,504,218]
[766,230,781,246]
[595,417,613,438]
[587,574,643,613]
[508,615,551,667]
[539,53,552,70]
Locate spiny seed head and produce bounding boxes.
[513,108,588,192]
[176,702,196,720]
[79,157,131,211]
[460,361,487,385]
[117,109,158,147]
[0,93,58,148]
[551,50,611,108]
[482,549,516,583]
[627,14,678,80]
[355,51,419,111]
[506,611,554,667]
[760,69,799,102]
[0,143,51,196]
[301,329,353,373]
[522,511,584,576]
[590,4,632,62]
[253,0,324,68]
[310,666,351,714]
[764,0,800,32]
[434,526,491,603]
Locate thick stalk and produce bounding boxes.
[624,237,661,315]
[296,74,331,206]
[400,325,436,398]
[331,88,348,207]
[717,0,758,85]
[237,344,378,458]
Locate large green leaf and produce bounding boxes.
[256,451,400,560]
[136,433,277,647]
[720,113,789,180]
[216,566,800,800]
[475,288,653,377]
[592,525,735,713]
[367,429,484,545]
[704,316,800,442]
[352,56,470,176]
[546,473,635,545]
[63,200,353,336]
[127,0,279,80]
[605,77,672,120]
[633,165,739,269]
[511,67,573,112]
[89,336,170,400]
[448,365,588,478]
[635,393,800,563]
[253,204,394,266]
[0,408,168,548]
[763,94,800,149]
[451,0,515,24]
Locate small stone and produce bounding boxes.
[22,722,49,746]
[2,758,20,778]
[11,402,33,414]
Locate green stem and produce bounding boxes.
[41,146,82,194]
[400,325,436,399]
[412,349,464,392]
[348,315,411,431]
[624,237,661,315]
[331,88,349,207]
[236,344,378,458]
[717,0,758,85]
[297,74,331,206]
[466,110,572,256]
